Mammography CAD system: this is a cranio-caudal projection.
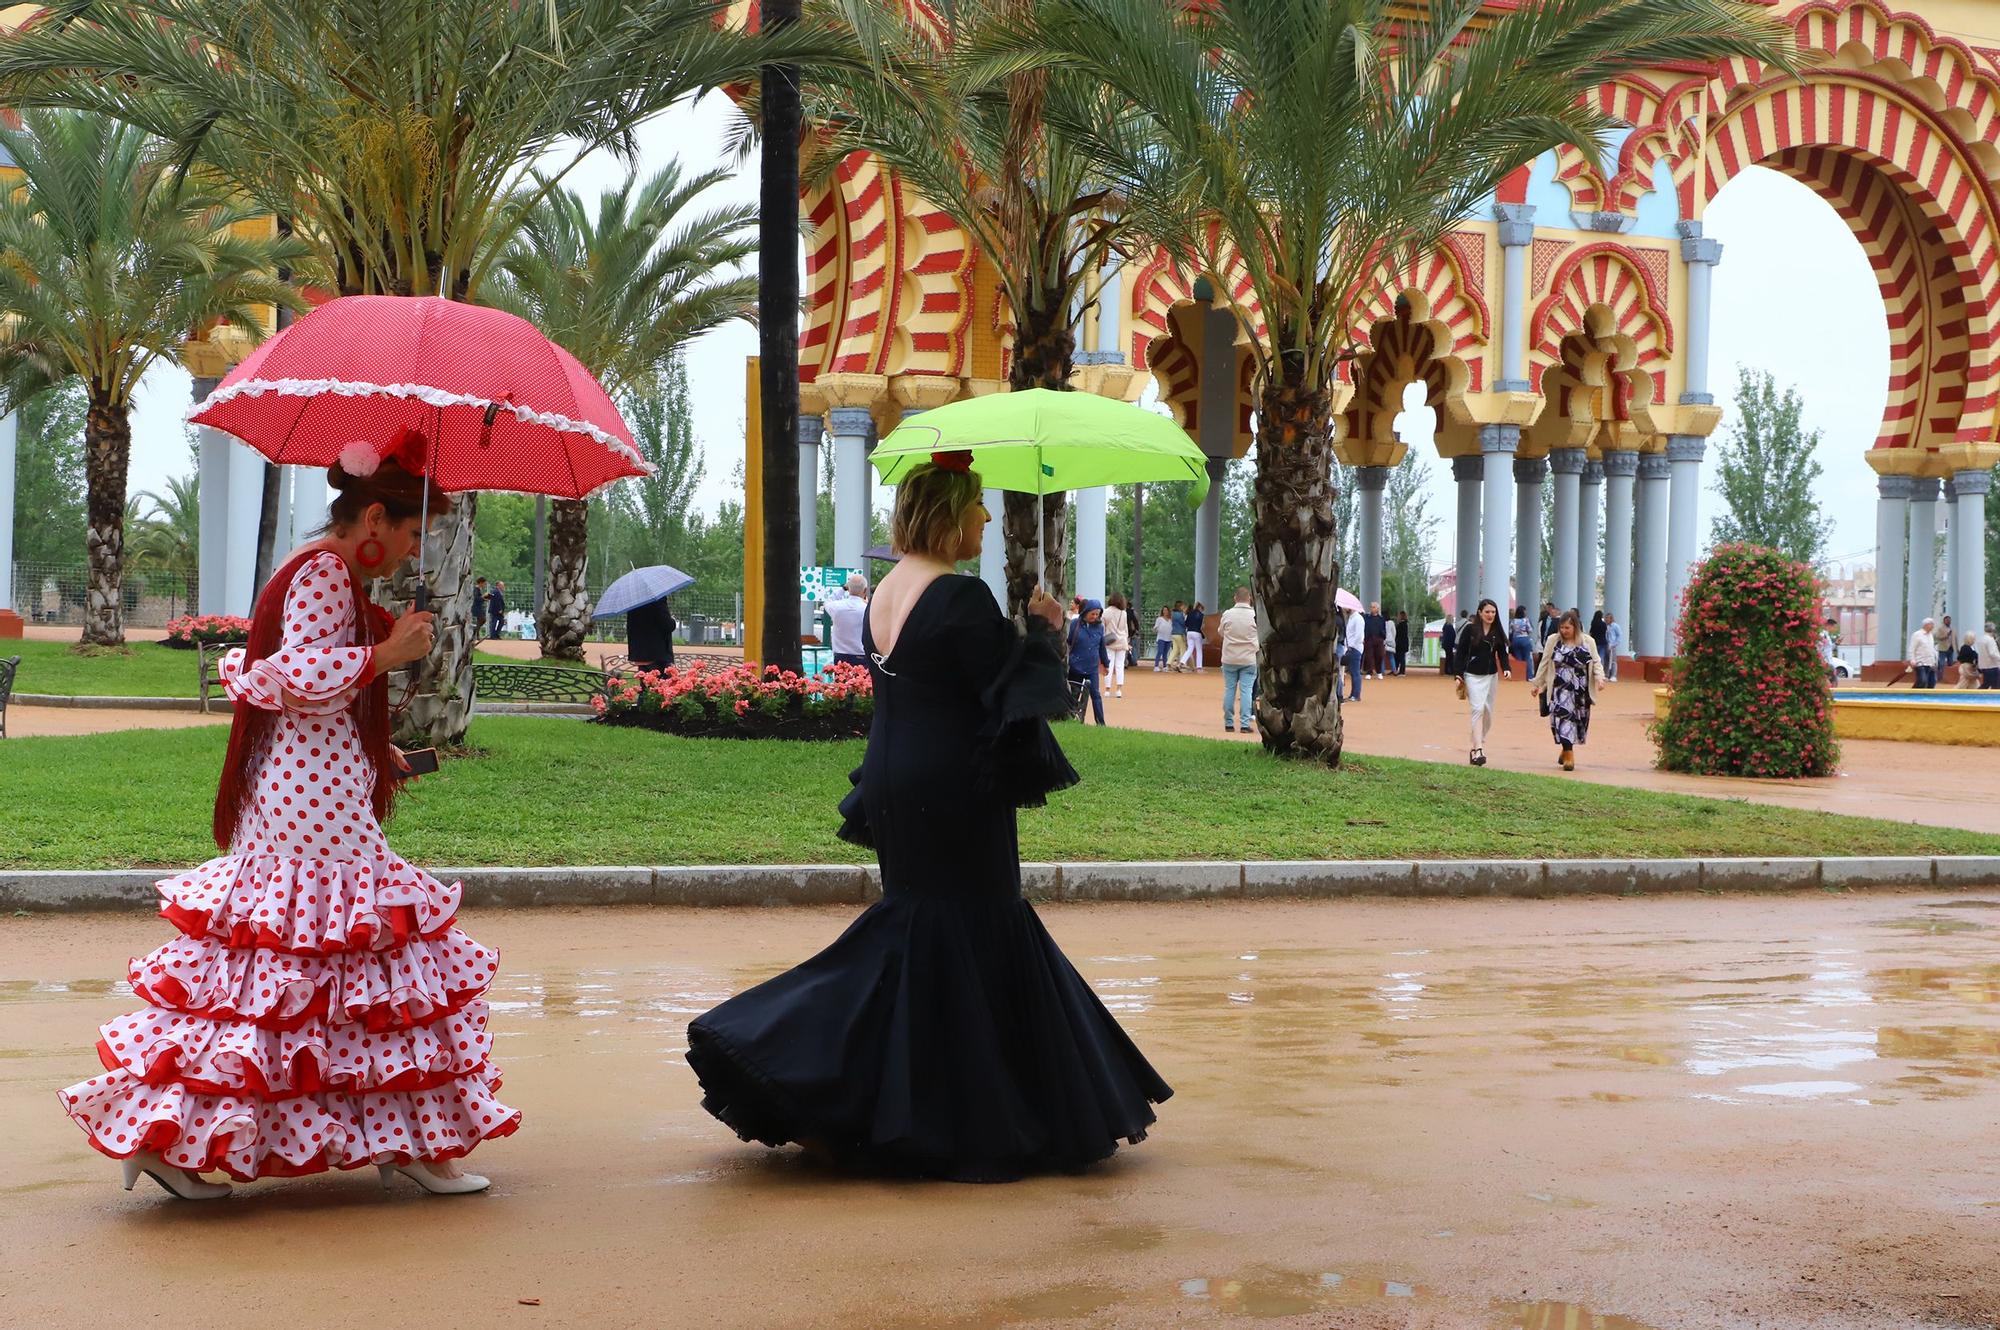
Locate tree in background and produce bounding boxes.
[1710,366,1832,569]
[1102,463,1251,617]
[484,163,757,659]
[129,472,202,595]
[0,111,304,646]
[1381,455,1443,622]
[9,380,88,567]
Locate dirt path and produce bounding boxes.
[6,895,1997,1329]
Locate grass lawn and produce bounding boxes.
[1,639,573,698]
[4,718,1996,870]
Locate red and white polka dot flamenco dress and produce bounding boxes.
[58,551,520,1181]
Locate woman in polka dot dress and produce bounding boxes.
[58,440,520,1199]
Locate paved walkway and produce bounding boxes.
[6,895,1996,1329]
[1095,661,2000,835]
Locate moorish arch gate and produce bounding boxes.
[0,0,1993,656]
[784,0,2000,665]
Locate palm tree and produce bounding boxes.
[0,111,305,646]
[813,0,1153,616]
[1018,0,1794,761]
[483,164,757,661]
[0,0,844,736]
[130,473,204,593]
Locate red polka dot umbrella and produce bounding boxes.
[188,295,652,499]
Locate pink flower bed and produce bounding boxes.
[163,614,254,649]
[592,660,873,740]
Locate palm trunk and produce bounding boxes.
[81,394,131,647]
[1002,300,1074,616]
[757,0,805,673]
[1252,373,1343,763]
[253,460,282,593]
[387,492,479,746]
[537,497,590,661]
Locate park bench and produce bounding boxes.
[0,655,17,739]
[196,641,230,714]
[469,661,608,704]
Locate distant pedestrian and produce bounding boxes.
[1508,605,1533,674]
[1393,611,1410,675]
[1439,613,1458,676]
[1452,597,1511,766]
[1341,605,1365,702]
[1936,615,1957,667]
[1978,622,2000,690]
[1219,586,1258,733]
[1101,594,1131,698]
[1603,613,1623,680]
[1066,599,1110,725]
[1152,606,1173,671]
[488,580,507,638]
[1589,610,1609,672]
[627,597,678,671]
[1537,601,1561,656]
[825,574,870,670]
[1910,616,1939,689]
[1818,617,1840,685]
[1180,601,1207,672]
[1531,609,1606,772]
[1362,601,1387,678]
[471,576,489,643]
[1955,634,1981,689]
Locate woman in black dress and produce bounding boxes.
[685,454,1171,1182]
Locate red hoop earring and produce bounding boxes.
[356,538,386,570]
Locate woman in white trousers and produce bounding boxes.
[1452,598,1512,766]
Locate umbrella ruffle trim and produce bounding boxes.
[191,377,655,478]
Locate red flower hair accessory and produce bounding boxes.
[931,450,973,473]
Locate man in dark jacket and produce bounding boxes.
[488,581,507,638]
[1066,599,1111,724]
[1363,601,1388,678]
[1439,612,1457,676]
[471,578,489,643]
[627,598,677,671]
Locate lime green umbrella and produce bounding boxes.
[871,388,1213,581]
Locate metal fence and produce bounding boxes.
[9,561,197,629]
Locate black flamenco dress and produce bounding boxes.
[685,575,1171,1181]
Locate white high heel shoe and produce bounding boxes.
[120,1152,231,1200]
[378,1162,491,1195]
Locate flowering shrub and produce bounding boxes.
[591,660,873,740]
[1653,543,1838,778]
[162,614,253,649]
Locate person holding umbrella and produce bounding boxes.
[686,452,1170,1180]
[57,431,520,1198]
[627,598,678,672]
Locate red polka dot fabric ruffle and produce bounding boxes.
[57,551,518,1180]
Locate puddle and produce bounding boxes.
[1739,1080,1864,1098]
[1883,916,1985,934]
[1494,1299,1660,1329]
[1179,1268,1425,1315]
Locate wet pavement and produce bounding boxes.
[4,895,1999,1329]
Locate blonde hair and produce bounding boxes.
[891,463,982,559]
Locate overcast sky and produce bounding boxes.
[129,99,1885,576]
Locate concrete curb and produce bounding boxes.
[5,856,1998,914]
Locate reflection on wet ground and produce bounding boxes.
[7,895,2000,1329]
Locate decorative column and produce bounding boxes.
[1193,455,1228,610]
[1548,448,1585,613]
[1952,469,1990,636]
[1453,455,1482,613]
[1192,304,1238,611]
[1576,460,1603,616]
[1513,456,1546,619]
[1600,450,1638,652]
[1907,476,1939,632]
[798,414,824,568]
[1677,222,1722,406]
[1664,435,1706,643]
[1355,465,1389,606]
[1494,204,1535,392]
[1632,454,1671,656]
[194,375,232,615]
[0,409,17,634]
[291,467,331,544]
[827,406,873,570]
[1874,474,1912,661]
[980,487,1007,608]
[1479,426,1518,612]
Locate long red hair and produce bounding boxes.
[212,546,398,850]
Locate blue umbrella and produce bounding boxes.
[592,565,694,618]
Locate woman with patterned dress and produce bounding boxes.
[57,437,519,1199]
[1530,609,1609,772]
[686,455,1171,1182]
